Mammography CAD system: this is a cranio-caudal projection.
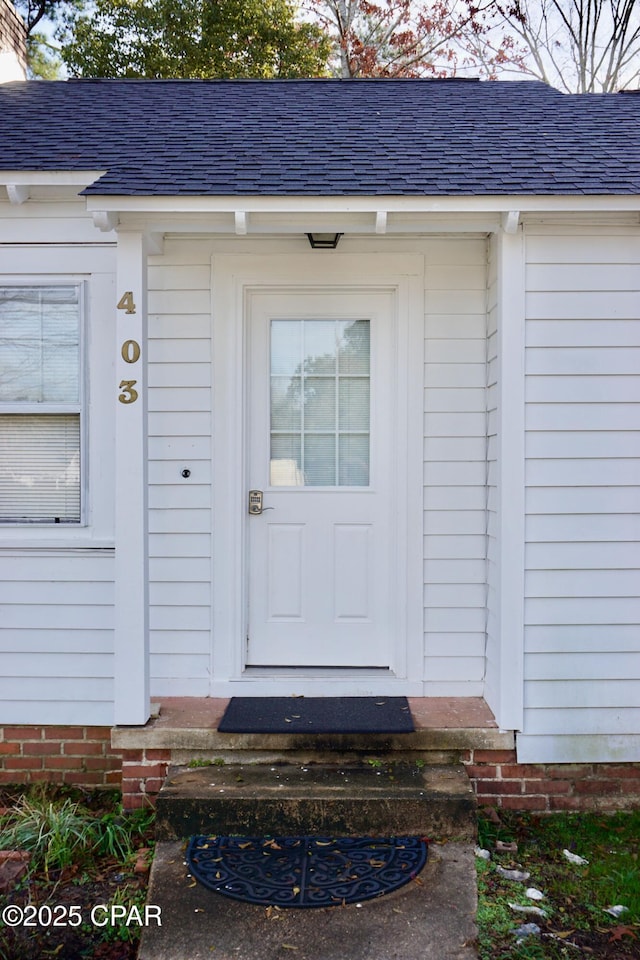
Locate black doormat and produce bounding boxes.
[186,835,428,908]
[217,696,414,734]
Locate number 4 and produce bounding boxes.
[117,291,136,315]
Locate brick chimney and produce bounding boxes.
[0,0,27,81]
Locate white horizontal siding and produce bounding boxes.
[423,238,488,693]
[522,226,640,760]
[147,245,212,696]
[0,551,115,724]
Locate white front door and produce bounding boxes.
[246,288,397,669]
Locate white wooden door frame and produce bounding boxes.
[210,253,424,696]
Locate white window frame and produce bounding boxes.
[0,279,87,528]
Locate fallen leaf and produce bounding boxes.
[609,926,637,943]
[282,945,298,951]
[292,886,300,895]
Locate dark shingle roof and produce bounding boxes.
[1,78,639,196]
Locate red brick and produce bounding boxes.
[501,795,547,811]
[500,764,545,779]
[62,772,105,785]
[593,765,640,780]
[44,757,84,770]
[144,749,172,761]
[141,779,164,794]
[546,764,592,779]
[473,750,517,764]
[85,727,112,741]
[475,780,522,795]
[43,726,84,740]
[122,750,144,761]
[523,779,571,795]
[0,742,19,756]
[2,727,43,740]
[549,796,584,811]
[0,771,27,783]
[7,757,43,770]
[106,771,122,785]
[29,771,55,783]
[121,763,167,779]
[83,756,122,771]
[574,779,620,795]
[465,765,498,780]
[63,742,105,757]
[476,796,500,808]
[23,741,62,756]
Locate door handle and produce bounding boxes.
[248,490,274,515]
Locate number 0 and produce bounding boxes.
[121,339,141,363]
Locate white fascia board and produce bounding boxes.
[85,193,640,215]
[0,170,106,187]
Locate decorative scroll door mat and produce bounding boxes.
[186,836,428,909]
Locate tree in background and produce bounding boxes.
[15,0,330,78]
[303,0,511,77]
[60,0,330,77]
[465,0,640,91]
[15,0,79,77]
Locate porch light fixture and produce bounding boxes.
[306,232,343,249]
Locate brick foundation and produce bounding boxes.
[1,729,639,813]
[463,749,640,813]
[0,726,123,791]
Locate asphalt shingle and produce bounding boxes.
[0,78,639,196]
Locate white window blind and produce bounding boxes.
[0,415,80,522]
[0,286,82,524]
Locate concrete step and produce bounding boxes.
[155,761,476,841]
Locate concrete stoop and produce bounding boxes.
[155,761,476,840]
[140,760,479,958]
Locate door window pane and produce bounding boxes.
[270,318,370,486]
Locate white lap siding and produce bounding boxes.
[0,552,114,723]
[147,245,212,696]
[423,238,488,695]
[519,223,640,762]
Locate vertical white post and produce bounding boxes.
[495,224,526,731]
[114,231,150,725]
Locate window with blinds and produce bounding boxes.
[0,286,82,523]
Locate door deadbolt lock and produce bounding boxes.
[248,490,274,515]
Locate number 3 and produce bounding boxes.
[118,380,138,404]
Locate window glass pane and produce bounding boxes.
[271,320,301,376]
[338,320,370,375]
[339,434,369,486]
[304,377,335,430]
[303,321,336,375]
[304,434,335,485]
[270,318,370,487]
[270,434,303,486]
[0,414,80,522]
[339,378,369,431]
[0,287,80,402]
[271,376,301,430]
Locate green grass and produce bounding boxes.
[0,785,154,877]
[477,810,640,959]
